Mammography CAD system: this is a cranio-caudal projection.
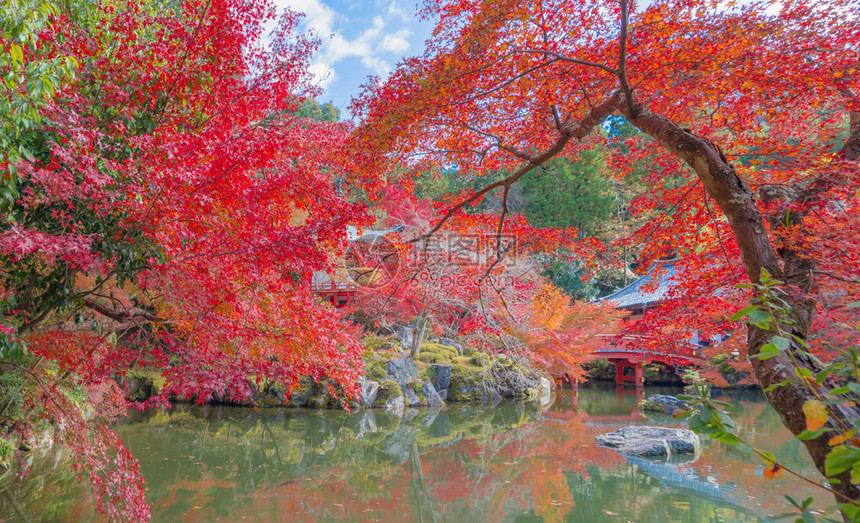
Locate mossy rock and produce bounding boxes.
[376,380,403,405]
[307,395,327,409]
[447,365,489,402]
[362,355,389,382]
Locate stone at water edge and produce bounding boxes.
[421,381,444,407]
[359,380,380,407]
[386,355,419,388]
[383,394,405,417]
[595,426,700,457]
[539,377,552,407]
[403,384,422,407]
[639,394,690,413]
[430,364,452,391]
[286,388,309,408]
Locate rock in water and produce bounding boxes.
[595,426,700,457]
[430,364,452,391]
[386,355,418,388]
[639,394,690,413]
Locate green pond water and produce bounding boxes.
[2,383,828,522]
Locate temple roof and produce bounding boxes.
[599,259,678,310]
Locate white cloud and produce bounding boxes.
[282,0,337,35]
[265,0,427,105]
[385,0,411,22]
[380,28,411,54]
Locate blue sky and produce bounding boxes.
[273,0,435,114]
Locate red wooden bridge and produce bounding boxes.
[591,259,711,387]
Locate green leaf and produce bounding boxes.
[798,428,834,440]
[729,304,758,322]
[10,44,23,63]
[713,432,742,445]
[756,342,780,360]
[825,445,860,477]
[816,367,836,384]
[772,335,791,351]
[749,309,773,328]
[764,379,792,392]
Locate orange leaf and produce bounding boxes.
[763,463,784,479]
[803,400,828,432]
[829,432,853,446]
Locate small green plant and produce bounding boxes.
[677,268,860,522]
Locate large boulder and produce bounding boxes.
[359,380,380,407]
[383,394,405,417]
[403,384,422,407]
[430,364,452,391]
[285,388,309,408]
[639,395,690,413]
[595,426,700,457]
[421,381,444,407]
[386,355,419,388]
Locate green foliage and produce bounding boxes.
[538,254,598,301]
[293,99,340,122]
[1,0,78,180]
[0,367,27,421]
[519,150,614,236]
[0,436,13,467]
[362,356,389,382]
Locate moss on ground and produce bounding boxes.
[416,342,459,364]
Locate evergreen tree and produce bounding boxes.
[518,148,614,236]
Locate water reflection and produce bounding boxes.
[1,383,827,522]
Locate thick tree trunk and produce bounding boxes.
[619,101,860,506]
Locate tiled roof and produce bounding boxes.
[599,259,678,310]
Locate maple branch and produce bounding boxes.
[703,186,731,266]
[514,49,618,76]
[455,58,559,105]
[85,298,164,325]
[410,93,619,244]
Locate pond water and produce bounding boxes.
[2,383,828,522]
